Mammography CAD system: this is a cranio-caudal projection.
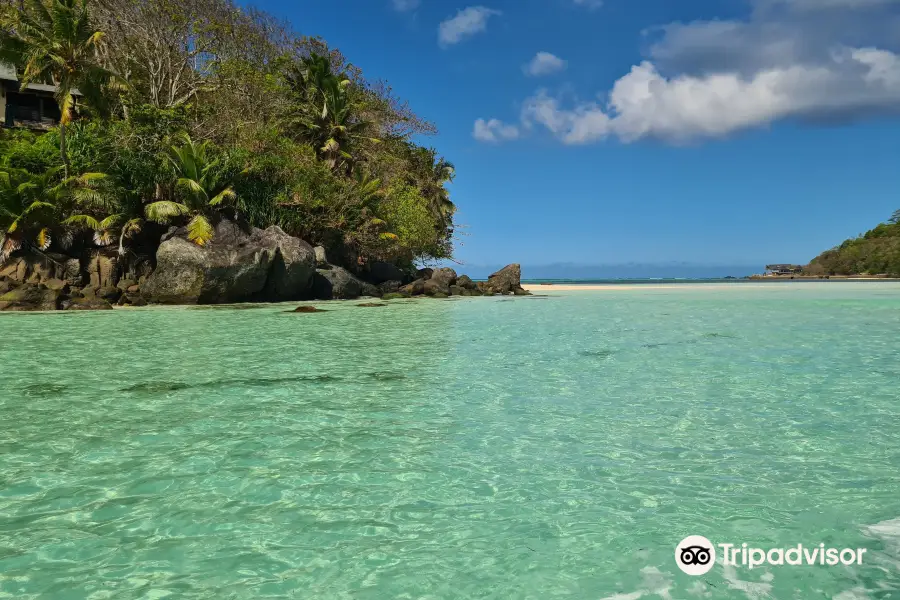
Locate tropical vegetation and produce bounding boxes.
[805,210,900,276]
[0,0,456,271]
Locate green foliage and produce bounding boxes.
[806,217,900,276]
[0,0,456,266]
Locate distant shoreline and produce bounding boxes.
[523,279,900,291]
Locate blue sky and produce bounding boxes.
[251,0,900,275]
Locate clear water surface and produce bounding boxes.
[2,282,899,599]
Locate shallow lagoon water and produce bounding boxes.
[2,282,900,599]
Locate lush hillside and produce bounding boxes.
[805,211,900,276]
[0,0,455,275]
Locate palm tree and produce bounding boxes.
[286,54,379,174]
[0,167,63,261]
[144,134,241,246]
[60,172,141,254]
[890,209,900,225]
[1,0,111,176]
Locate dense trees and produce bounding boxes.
[0,0,456,270]
[805,212,900,276]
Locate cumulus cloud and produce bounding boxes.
[438,7,501,47]
[473,118,520,143]
[524,52,567,77]
[479,0,900,144]
[391,0,419,11]
[518,48,900,144]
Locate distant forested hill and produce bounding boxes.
[805,211,900,276]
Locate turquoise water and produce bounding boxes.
[2,282,900,599]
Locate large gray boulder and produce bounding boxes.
[259,226,316,302]
[430,268,457,287]
[142,221,315,304]
[312,266,367,300]
[423,279,450,297]
[0,284,61,311]
[368,261,406,285]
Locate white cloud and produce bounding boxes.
[518,48,900,144]
[524,52,567,77]
[391,0,419,11]
[479,0,900,145]
[473,118,520,143]
[438,7,501,47]
[573,0,604,9]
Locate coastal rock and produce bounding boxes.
[381,292,409,300]
[0,284,61,311]
[484,264,529,295]
[142,220,315,304]
[423,279,450,297]
[0,252,82,286]
[416,267,434,280]
[312,266,365,300]
[368,261,406,285]
[0,280,9,295]
[360,282,382,298]
[117,279,137,291]
[430,268,457,287]
[43,278,69,292]
[377,280,402,295]
[314,246,328,266]
[117,294,147,307]
[291,305,326,313]
[98,286,122,303]
[62,296,114,311]
[449,285,465,296]
[400,278,425,296]
[259,226,316,302]
[456,275,476,290]
[85,250,119,289]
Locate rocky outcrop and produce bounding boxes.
[430,267,457,287]
[0,252,82,286]
[368,261,407,285]
[312,266,366,300]
[259,227,317,302]
[480,264,529,296]
[141,221,315,304]
[423,278,450,297]
[0,284,62,311]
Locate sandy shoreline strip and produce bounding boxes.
[521,282,900,291]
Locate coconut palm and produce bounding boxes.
[0,167,64,261]
[60,172,143,254]
[144,134,240,246]
[0,0,111,176]
[286,54,379,174]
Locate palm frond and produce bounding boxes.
[62,214,101,229]
[145,201,189,223]
[209,188,236,206]
[186,215,214,246]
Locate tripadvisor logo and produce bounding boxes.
[675,536,868,575]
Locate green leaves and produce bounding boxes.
[144,201,189,222]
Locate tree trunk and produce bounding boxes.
[59,120,70,178]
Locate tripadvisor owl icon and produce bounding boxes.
[676,535,716,575]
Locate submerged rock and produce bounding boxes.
[62,297,114,311]
[381,292,409,300]
[357,302,387,308]
[290,305,327,313]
